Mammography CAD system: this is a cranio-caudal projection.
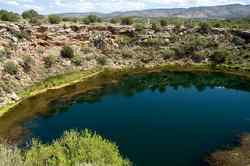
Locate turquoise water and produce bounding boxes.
[16,72,250,166]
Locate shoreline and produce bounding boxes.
[1,63,250,117]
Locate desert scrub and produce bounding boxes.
[121,47,135,59]
[121,17,134,25]
[72,54,82,66]
[96,56,107,65]
[160,48,176,60]
[48,15,61,24]
[61,46,74,59]
[43,55,57,68]
[4,61,18,75]
[21,56,34,72]
[0,130,131,166]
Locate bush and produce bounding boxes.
[209,48,229,65]
[4,61,18,75]
[62,17,78,23]
[121,47,135,59]
[134,23,145,32]
[22,9,39,20]
[151,22,161,32]
[0,10,20,22]
[160,48,176,60]
[72,55,82,66]
[43,55,56,68]
[0,130,131,166]
[160,19,168,27]
[121,17,134,25]
[22,56,34,72]
[82,15,102,24]
[97,56,107,65]
[48,15,61,24]
[61,46,74,59]
[110,17,120,24]
[199,22,212,34]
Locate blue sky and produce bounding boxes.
[0,0,250,14]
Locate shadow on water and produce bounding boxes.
[1,69,250,165]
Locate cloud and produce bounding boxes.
[0,0,249,14]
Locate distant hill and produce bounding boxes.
[58,4,250,19]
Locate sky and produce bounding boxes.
[0,0,250,14]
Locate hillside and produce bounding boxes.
[58,4,250,19]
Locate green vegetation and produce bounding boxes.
[22,9,39,20]
[121,17,134,25]
[22,56,34,72]
[110,17,120,24]
[97,56,107,65]
[60,46,74,59]
[160,19,168,27]
[4,61,18,75]
[82,15,102,24]
[48,15,62,24]
[0,10,20,22]
[0,130,131,166]
[209,48,229,65]
[43,55,57,68]
[72,54,82,66]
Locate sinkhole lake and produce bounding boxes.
[1,70,250,166]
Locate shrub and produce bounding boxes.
[62,17,78,23]
[151,22,161,32]
[121,47,135,59]
[0,130,131,166]
[22,56,34,72]
[134,23,145,32]
[82,15,102,24]
[199,22,211,34]
[72,55,82,66]
[61,46,74,59]
[121,17,134,25]
[48,15,61,24]
[160,48,176,60]
[22,9,39,20]
[97,56,107,65]
[0,10,20,22]
[160,19,168,27]
[110,17,120,24]
[4,61,18,75]
[209,48,229,65]
[12,31,31,40]
[43,55,56,68]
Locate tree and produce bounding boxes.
[0,10,20,22]
[160,19,168,26]
[121,17,134,25]
[82,15,102,24]
[48,15,61,24]
[110,17,120,24]
[22,9,39,19]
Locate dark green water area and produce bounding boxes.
[1,70,250,166]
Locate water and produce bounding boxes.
[1,71,250,166]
